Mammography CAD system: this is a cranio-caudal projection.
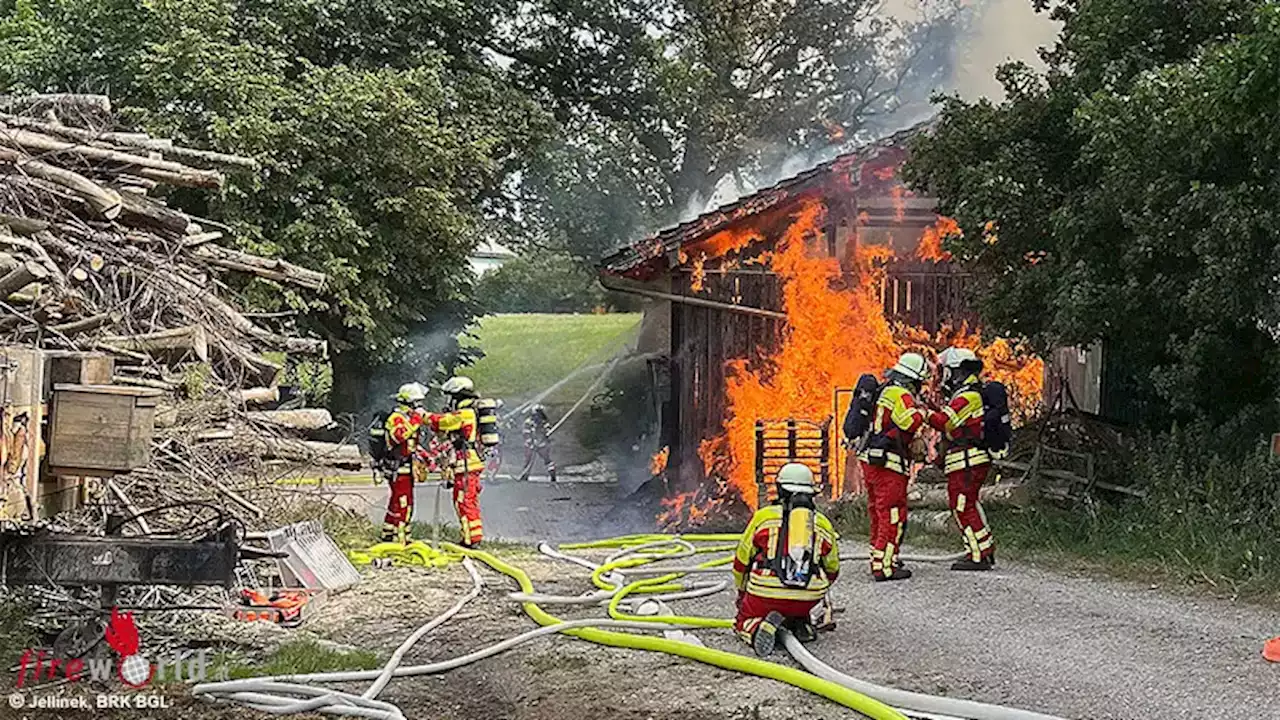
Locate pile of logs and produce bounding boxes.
[0,93,325,387]
[0,94,362,530]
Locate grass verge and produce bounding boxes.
[219,639,382,680]
[462,313,640,404]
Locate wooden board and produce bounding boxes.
[0,345,44,521]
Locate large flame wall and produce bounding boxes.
[694,200,1043,511]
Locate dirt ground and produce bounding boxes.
[7,545,1280,720]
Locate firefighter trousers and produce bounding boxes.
[948,464,994,561]
[734,592,821,644]
[521,444,556,480]
[381,473,414,543]
[863,462,909,579]
[452,470,483,546]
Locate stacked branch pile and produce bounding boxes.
[0,94,357,529]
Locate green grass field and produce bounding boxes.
[462,313,641,405]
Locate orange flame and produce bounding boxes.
[104,607,141,657]
[916,216,958,261]
[691,202,1044,511]
[698,201,900,508]
[690,253,707,293]
[650,446,670,476]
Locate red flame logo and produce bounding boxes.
[104,607,140,657]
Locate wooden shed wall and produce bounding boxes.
[668,267,784,484]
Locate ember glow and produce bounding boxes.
[694,201,1045,511]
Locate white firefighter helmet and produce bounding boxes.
[891,352,930,382]
[939,347,979,369]
[396,382,427,404]
[777,463,817,495]
[441,376,475,396]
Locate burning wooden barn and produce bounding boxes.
[600,125,1049,513]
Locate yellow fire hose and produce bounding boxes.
[445,542,908,720]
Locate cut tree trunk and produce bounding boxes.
[0,149,122,219]
[252,437,364,468]
[0,261,49,297]
[246,409,334,431]
[100,325,210,363]
[0,113,257,170]
[0,128,224,187]
[192,245,327,290]
[237,386,281,406]
[49,312,117,336]
[0,94,111,113]
[118,191,193,235]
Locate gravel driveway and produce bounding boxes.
[794,559,1280,720]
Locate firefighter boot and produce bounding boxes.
[873,565,913,582]
[752,611,784,658]
[792,622,819,644]
[950,558,993,572]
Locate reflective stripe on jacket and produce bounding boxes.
[385,405,422,473]
[732,504,840,602]
[857,384,924,474]
[926,375,990,472]
[428,400,486,472]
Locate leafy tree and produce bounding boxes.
[0,0,552,413]
[501,0,963,259]
[904,0,1278,439]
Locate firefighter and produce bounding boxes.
[424,376,487,547]
[859,352,929,581]
[732,463,840,657]
[520,404,557,482]
[928,347,996,571]
[381,383,427,543]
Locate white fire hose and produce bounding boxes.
[194,538,1067,720]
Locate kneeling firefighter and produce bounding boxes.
[732,463,840,657]
[859,352,929,581]
[927,347,1004,571]
[424,376,487,547]
[381,383,427,543]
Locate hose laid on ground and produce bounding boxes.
[197,532,1053,720]
[450,543,908,720]
[781,631,1069,720]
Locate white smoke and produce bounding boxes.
[947,0,1061,101]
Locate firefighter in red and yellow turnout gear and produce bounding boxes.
[381,383,427,543]
[425,376,486,547]
[732,463,840,658]
[928,347,995,571]
[858,352,928,581]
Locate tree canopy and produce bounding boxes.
[0,0,553,411]
[504,0,962,258]
[905,0,1280,439]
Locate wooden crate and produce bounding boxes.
[47,384,161,475]
[44,351,114,392]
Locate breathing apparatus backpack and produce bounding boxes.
[475,398,502,453]
[843,373,884,451]
[367,409,395,473]
[978,381,1013,455]
[772,494,820,589]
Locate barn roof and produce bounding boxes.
[599,120,934,279]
